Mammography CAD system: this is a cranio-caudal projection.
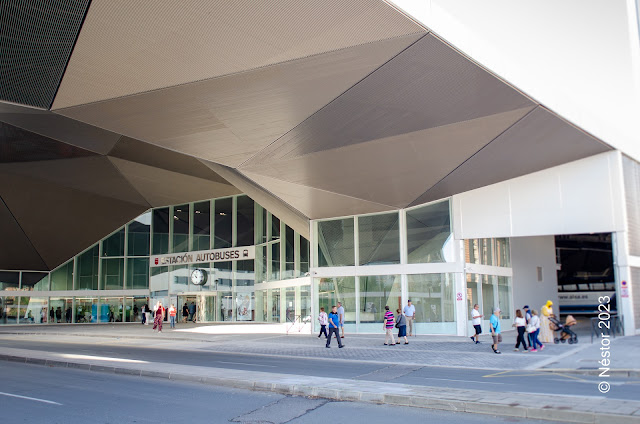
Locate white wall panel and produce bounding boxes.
[510,236,559,314]
[390,0,640,161]
[510,169,561,235]
[454,182,512,238]
[454,151,625,239]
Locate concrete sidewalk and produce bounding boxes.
[1,323,637,374]
[0,345,638,424]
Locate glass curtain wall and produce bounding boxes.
[0,196,311,325]
[406,201,452,263]
[359,275,401,331]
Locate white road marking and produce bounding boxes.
[419,377,505,385]
[0,391,62,405]
[61,354,148,363]
[216,361,276,368]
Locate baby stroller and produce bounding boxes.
[549,315,578,344]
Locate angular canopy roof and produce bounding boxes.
[0,0,610,270]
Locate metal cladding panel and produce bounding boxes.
[246,34,535,166]
[0,120,97,163]
[108,157,241,208]
[55,34,423,167]
[623,155,640,256]
[52,0,424,109]
[411,107,612,206]
[202,161,310,239]
[632,267,640,330]
[108,136,231,184]
[242,170,396,221]
[0,196,48,270]
[0,156,150,207]
[0,171,147,269]
[240,107,533,208]
[0,102,121,154]
[0,0,90,108]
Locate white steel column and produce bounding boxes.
[613,231,636,334]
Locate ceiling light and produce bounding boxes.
[219,212,226,216]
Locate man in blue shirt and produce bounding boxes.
[490,307,502,354]
[326,306,344,348]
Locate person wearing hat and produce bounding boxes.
[489,307,502,354]
[403,300,416,337]
[539,300,554,343]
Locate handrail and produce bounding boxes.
[286,314,301,334]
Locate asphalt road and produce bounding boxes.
[1,361,565,424]
[1,337,637,402]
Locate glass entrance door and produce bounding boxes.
[196,293,218,322]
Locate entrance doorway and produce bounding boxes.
[177,295,196,322]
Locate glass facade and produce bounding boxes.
[0,194,310,325]
[406,201,452,263]
[1,192,513,334]
[311,200,513,335]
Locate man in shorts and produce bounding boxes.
[490,307,502,354]
[470,304,483,344]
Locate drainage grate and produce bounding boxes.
[0,0,91,108]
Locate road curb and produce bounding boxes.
[2,352,639,424]
[538,368,640,378]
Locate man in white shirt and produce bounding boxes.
[403,300,416,337]
[471,304,483,344]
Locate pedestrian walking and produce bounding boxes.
[395,308,408,344]
[470,304,483,344]
[337,302,345,338]
[153,301,164,333]
[403,300,416,337]
[326,306,344,348]
[168,304,177,329]
[182,303,189,323]
[383,306,396,346]
[141,304,147,325]
[539,300,554,343]
[523,305,532,346]
[490,307,502,354]
[317,307,328,339]
[189,302,196,322]
[144,303,151,325]
[528,309,544,351]
[513,309,529,352]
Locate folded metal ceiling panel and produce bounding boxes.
[246,34,535,166]
[410,107,612,205]
[0,196,48,270]
[242,171,397,221]
[55,34,424,167]
[108,136,231,184]
[202,161,310,239]
[0,157,150,207]
[109,157,241,208]
[241,107,534,208]
[0,171,148,269]
[0,102,121,155]
[53,0,424,109]
[0,121,97,163]
[0,0,90,108]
